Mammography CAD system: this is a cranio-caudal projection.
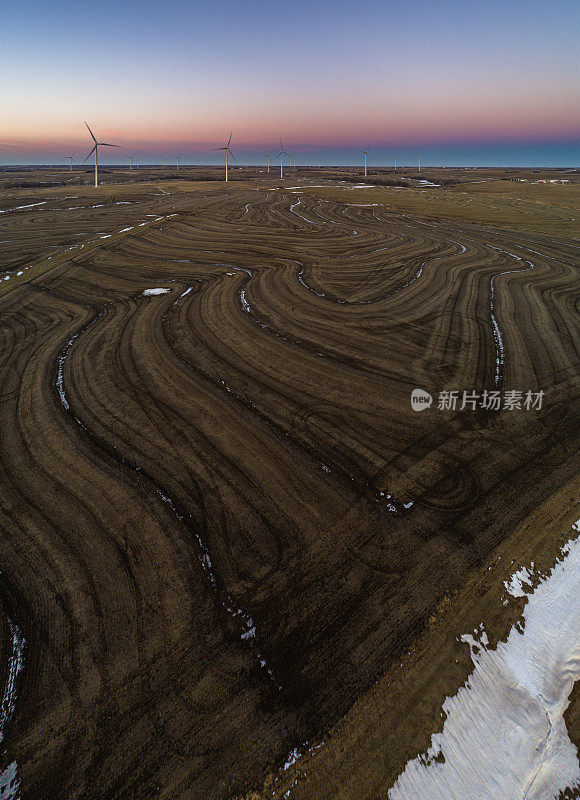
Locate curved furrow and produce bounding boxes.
[0,184,578,800]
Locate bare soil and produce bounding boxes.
[0,168,577,798]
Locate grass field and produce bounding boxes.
[299,175,580,238]
[0,167,578,799]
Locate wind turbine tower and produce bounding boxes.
[127,154,136,171]
[265,152,272,173]
[66,154,75,172]
[213,133,235,181]
[176,154,183,171]
[277,138,290,179]
[83,122,120,188]
[362,146,369,178]
[394,155,397,170]
[418,153,421,172]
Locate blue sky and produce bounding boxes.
[1,0,579,165]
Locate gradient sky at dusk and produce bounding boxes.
[2,0,579,165]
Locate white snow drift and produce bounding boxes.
[388,525,580,800]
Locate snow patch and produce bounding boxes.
[240,289,251,312]
[388,526,580,800]
[504,564,534,597]
[0,761,20,799]
[0,620,24,743]
[0,202,47,213]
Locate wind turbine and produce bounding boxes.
[362,146,369,178]
[126,154,136,171]
[394,155,397,171]
[265,151,272,173]
[65,153,75,172]
[276,138,290,179]
[175,154,182,171]
[83,122,120,188]
[213,133,235,181]
[418,153,421,172]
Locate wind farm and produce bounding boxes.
[0,2,579,800]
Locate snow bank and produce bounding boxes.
[388,526,580,800]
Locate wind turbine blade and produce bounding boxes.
[83,146,97,163]
[213,147,227,150]
[100,143,120,148]
[84,122,97,143]
[228,149,236,162]
[228,132,232,147]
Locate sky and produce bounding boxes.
[1,0,579,166]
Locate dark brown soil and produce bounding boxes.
[0,175,577,798]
